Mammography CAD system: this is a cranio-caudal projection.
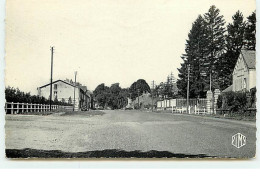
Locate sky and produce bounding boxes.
[5,0,255,95]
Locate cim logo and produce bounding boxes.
[232,133,246,148]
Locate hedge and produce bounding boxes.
[217,88,256,113]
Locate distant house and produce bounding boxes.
[232,50,256,92]
[37,79,92,111]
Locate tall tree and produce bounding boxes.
[203,5,226,91]
[220,11,245,90]
[177,15,208,98]
[244,11,256,50]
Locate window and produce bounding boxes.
[243,78,247,90]
[54,84,57,90]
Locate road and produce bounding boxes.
[5,110,256,158]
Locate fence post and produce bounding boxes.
[188,105,191,114]
[11,102,14,114]
[214,89,221,115]
[16,102,19,114]
[22,103,24,114]
[206,90,213,114]
[195,105,197,114]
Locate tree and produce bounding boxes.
[93,83,110,108]
[203,5,226,91]
[221,11,245,90]
[155,73,178,99]
[177,15,208,98]
[93,83,129,109]
[129,79,151,100]
[107,83,122,109]
[244,11,256,50]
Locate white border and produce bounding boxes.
[0,0,259,169]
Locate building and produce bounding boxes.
[131,92,158,109]
[232,50,256,92]
[37,79,91,111]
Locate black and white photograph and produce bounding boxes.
[3,0,257,159]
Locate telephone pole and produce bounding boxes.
[187,64,190,114]
[73,71,77,111]
[151,80,155,111]
[49,46,54,111]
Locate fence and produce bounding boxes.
[156,98,207,114]
[5,102,73,114]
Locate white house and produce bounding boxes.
[37,79,91,111]
[232,50,256,92]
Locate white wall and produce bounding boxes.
[249,70,256,89]
[232,56,250,91]
[38,81,80,109]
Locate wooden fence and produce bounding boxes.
[5,102,73,114]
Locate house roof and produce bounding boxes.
[241,50,256,69]
[222,85,233,93]
[38,80,76,89]
[80,86,88,92]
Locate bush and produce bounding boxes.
[217,94,222,109]
[250,87,256,107]
[219,91,248,113]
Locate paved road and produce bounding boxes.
[5,110,256,158]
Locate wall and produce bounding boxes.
[249,69,256,90]
[232,55,250,91]
[38,81,80,110]
[132,93,154,108]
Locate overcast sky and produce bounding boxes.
[5,0,255,94]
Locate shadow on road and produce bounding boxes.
[6,148,212,159]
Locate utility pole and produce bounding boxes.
[73,71,77,111]
[151,80,155,111]
[137,89,140,109]
[49,46,54,111]
[187,64,190,114]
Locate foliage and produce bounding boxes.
[250,87,256,107]
[203,5,226,91]
[177,14,209,98]
[5,86,71,105]
[93,83,128,109]
[220,11,245,90]
[217,94,222,109]
[177,7,256,97]
[129,79,151,100]
[154,73,178,99]
[218,91,249,113]
[244,11,256,50]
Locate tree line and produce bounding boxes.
[93,75,180,109]
[177,5,256,98]
[93,79,151,109]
